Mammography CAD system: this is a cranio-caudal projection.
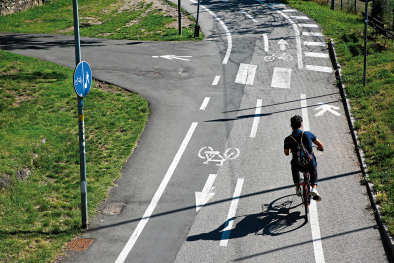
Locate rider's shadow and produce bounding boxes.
[187,195,306,242]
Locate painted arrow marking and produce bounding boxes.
[314,103,341,116]
[152,55,193,61]
[278,39,289,51]
[195,174,217,212]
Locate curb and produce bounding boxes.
[328,39,394,257]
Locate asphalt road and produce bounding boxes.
[1,0,393,262]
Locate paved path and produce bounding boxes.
[1,0,393,262]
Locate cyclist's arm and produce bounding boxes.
[313,138,324,151]
[284,148,290,156]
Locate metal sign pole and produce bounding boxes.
[194,0,201,37]
[72,0,88,229]
[364,0,369,86]
[178,0,181,35]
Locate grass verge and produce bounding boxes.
[286,0,394,235]
[0,0,204,41]
[0,49,149,262]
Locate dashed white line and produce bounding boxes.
[305,52,329,58]
[200,97,210,110]
[291,16,310,20]
[302,32,324,37]
[250,99,263,138]
[263,34,269,52]
[235,63,257,85]
[220,178,244,247]
[271,67,292,89]
[241,10,258,23]
[282,9,297,12]
[270,4,286,8]
[305,65,333,73]
[115,122,198,263]
[212,76,221,85]
[300,96,325,263]
[304,41,326,47]
[298,24,318,27]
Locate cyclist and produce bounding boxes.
[284,115,324,201]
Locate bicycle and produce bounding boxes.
[264,53,293,62]
[300,146,323,223]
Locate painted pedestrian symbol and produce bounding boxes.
[198,147,240,166]
[73,61,92,97]
[314,103,341,116]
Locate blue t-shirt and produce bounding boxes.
[284,129,317,167]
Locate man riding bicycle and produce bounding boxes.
[284,115,324,201]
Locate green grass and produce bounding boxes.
[0,0,204,41]
[0,49,149,262]
[286,0,394,235]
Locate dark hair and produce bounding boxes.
[290,115,303,129]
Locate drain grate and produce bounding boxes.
[67,238,95,251]
[133,71,158,77]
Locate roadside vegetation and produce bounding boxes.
[0,0,203,41]
[0,49,149,262]
[286,0,394,235]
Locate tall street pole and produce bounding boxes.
[364,0,369,86]
[178,0,182,35]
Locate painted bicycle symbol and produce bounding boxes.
[264,53,293,62]
[198,147,240,166]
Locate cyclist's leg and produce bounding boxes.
[309,164,318,188]
[291,160,301,188]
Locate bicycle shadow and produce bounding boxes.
[187,195,307,242]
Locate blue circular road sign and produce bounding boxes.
[74,61,92,97]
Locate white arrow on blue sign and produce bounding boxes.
[74,61,92,97]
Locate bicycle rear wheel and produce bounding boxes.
[303,184,310,223]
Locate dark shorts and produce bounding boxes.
[291,159,318,186]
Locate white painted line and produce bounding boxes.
[115,122,198,263]
[196,174,217,212]
[270,4,286,8]
[235,63,257,85]
[300,94,309,132]
[200,97,210,110]
[250,99,263,138]
[304,41,326,47]
[291,16,310,20]
[256,0,303,69]
[241,10,258,23]
[306,65,333,73]
[305,52,329,58]
[300,95,325,262]
[282,9,297,12]
[263,34,269,52]
[298,24,318,27]
[302,32,324,37]
[220,178,244,246]
[189,0,232,64]
[271,67,292,89]
[212,76,221,85]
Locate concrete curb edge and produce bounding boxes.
[328,39,394,257]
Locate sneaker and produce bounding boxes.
[311,188,322,202]
[295,188,301,197]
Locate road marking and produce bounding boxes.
[115,122,198,263]
[300,95,325,262]
[200,97,210,110]
[277,39,288,50]
[152,55,193,61]
[298,23,318,27]
[302,32,324,37]
[263,34,269,52]
[220,178,244,246]
[250,99,263,138]
[198,147,240,166]
[212,76,221,85]
[282,9,297,12]
[306,65,333,73]
[271,67,292,89]
[304,41,326,47]
[300,94,309,131]
[314,103,341,116]
[195,174,217,212]
[291,16,310,20]
[305,52,329,58]
[257,0,303,69]
[241,10,258,23]
[235,63,257,85]
[189,0,232,64]
[270,4,286,8]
